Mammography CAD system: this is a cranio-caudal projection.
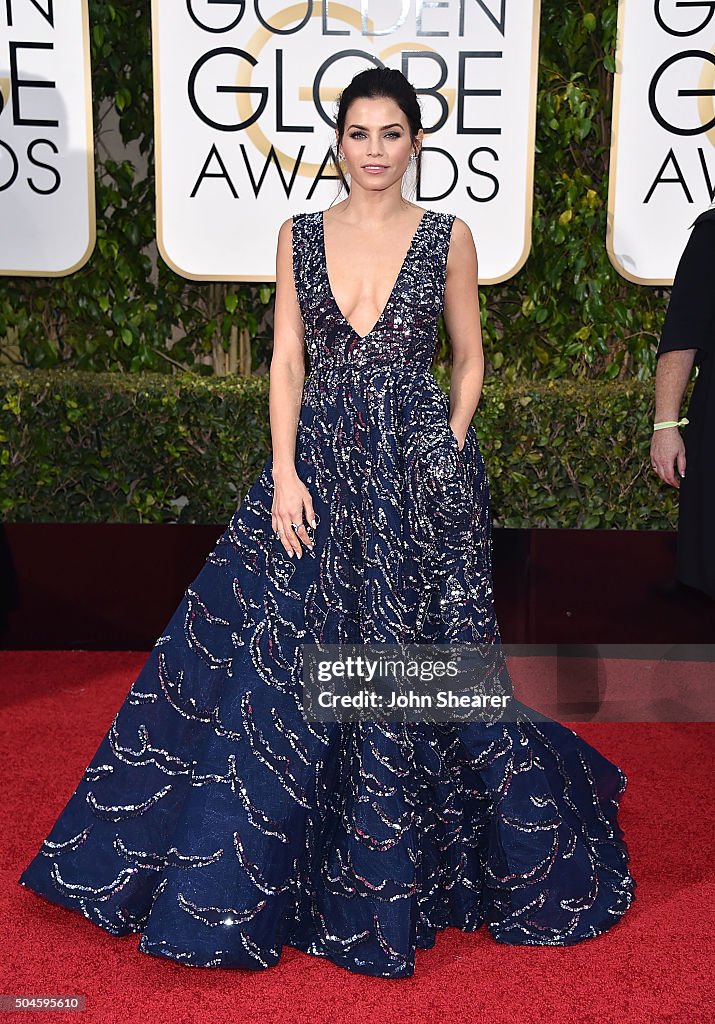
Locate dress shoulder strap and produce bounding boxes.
[422,211,457,308]
[438,211,457,253]
[290,211,322,319]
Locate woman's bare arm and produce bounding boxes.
[442,217,485,449]
[268,218,315,557]
[270,218,306,476]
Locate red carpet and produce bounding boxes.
[2,651,713,1024]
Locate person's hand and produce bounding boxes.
[449,422,466,452]
[650,427,686,489]
[271,467,316,558]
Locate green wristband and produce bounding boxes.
[653,417,689,431]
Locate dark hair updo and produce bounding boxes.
[330,67,423,196]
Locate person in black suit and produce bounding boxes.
[651,205,715,600]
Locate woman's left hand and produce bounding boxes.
[449,422,466,452]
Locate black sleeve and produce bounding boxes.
[657,219,715,359]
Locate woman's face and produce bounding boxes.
[336,96,422,192]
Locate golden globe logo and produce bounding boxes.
[152,0,541,281]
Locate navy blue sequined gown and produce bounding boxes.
[18,209,636,978]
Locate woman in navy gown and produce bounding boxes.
[18,68,636,979]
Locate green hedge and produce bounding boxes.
[0,1,669,381]
[0,369,678,529]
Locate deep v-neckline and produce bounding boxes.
[320,208,430,341]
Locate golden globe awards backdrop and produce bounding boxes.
[151,0,541,283]
[608,0,715,285]
[0,0,95,276]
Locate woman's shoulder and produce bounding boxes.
[289,210,322,222]
[441,214,476,255]
[447,213,472,233]
[282,210,321,230]
[408,203,456,225]
[427,206,457,220]
[278,211,322,249]
[285,206,469,241]
[418,208,473,240]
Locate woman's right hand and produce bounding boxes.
[271,466,316,558]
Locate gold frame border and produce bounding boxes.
[606,0,674,287]
[152,0,254,281]
[1,0,97,278]
[152,0,543,284]
[480,0,541,286]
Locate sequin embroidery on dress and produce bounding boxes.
[18,208,636,978]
